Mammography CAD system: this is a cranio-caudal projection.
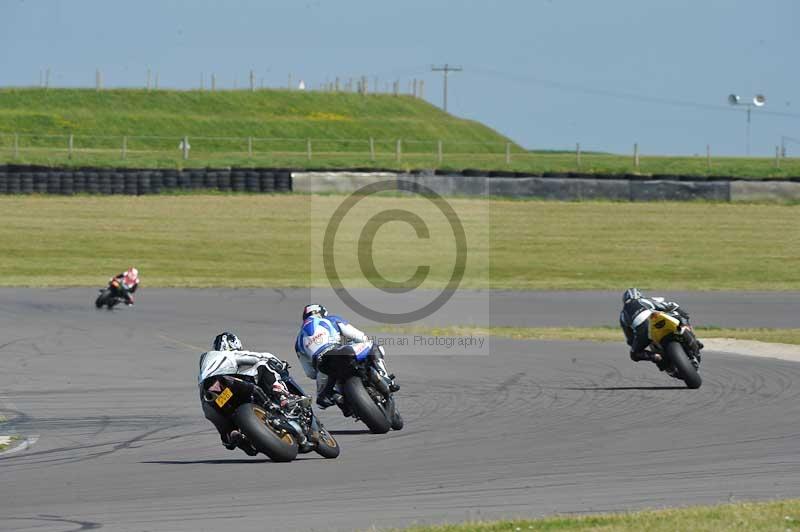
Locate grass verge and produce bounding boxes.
[376,326,800,345]
[0,435,19,452]
[0,195,798,290]
[399,499,800,532]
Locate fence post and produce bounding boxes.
[211,73,216,92]
[505,143,511,164]
[250,70,255,92]
[775,146,781,169]
[182,136,189,160]
[248,136,253,158]
[121,136,127,160]
[68,133,74,159]
[396,139,402,162]
[633,143,639,170]
[437,140,443,164]
[307,139,312,161]
[706,144,711,170]
[369,137,375,162]
[576,142,582,169]
[13,133,19,159]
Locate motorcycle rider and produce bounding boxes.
[294,304,399,409]
[110,267,140,306]
[198,331,305,454]
[619,288,703,366]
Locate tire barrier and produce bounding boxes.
[20,172,34,194]
[275,171,292,192]
[137,173,151,195]
[123,172,137,195]
[73,172,86,194]
[47,172,61,194]
[246,171,260,192]
[204,171,218,190]
[112,173,126,195]
[260,171,275,193]
[217,170,231,191]
[1,166,795,201]
[150,171,163,194]
[61,173,74,196]
[190,170,204,190]
[231,170,246,192]
[7,173,20,194]
[98,173,112,194]
[87,172,99,194]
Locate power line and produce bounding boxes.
[470,66,800,119]
[431,64,462,112]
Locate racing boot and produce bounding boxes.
[224,430,258,456]
[370,345,400,392]
[630,350,662,364]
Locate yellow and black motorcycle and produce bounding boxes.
[647,310,703,389]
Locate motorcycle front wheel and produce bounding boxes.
[95,289,111,308]
[664,341,702,389]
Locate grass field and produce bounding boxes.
[399,499,800,532]
[0,195,797,290]
[376,326,800,345]
[1,88,799,177]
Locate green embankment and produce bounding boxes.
[1,88,799,176]
[0,88,518,168]
[0,195,797,290]
[399,499,800,532]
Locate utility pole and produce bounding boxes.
[431,64,462,112]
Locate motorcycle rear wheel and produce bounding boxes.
[233,403,298,462]
[664,341,702,389]
[343,376,391,434]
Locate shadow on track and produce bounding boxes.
[565,386,687,391]
[142,456,326,465]
[329,429,372,435]
[142,459,272,465]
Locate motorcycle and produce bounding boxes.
[95,278,131,309]
[646,310,703,389]
[201,374,339,462]
[317,342,403,434]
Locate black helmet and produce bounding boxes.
[623,288,643,304]
[302,303,327,320]
[212,331,243,352]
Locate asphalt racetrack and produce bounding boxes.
[1,288,799,531]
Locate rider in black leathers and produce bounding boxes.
[619,288,703,366]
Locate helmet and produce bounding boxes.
[212,332,243,352]
[302,303,327,320]
[623,288,642,304]
[124,267,139,285]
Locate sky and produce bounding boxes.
[2,0,798,156]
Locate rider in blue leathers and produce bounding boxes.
[295,304,399,409]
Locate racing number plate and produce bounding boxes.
[215,387,233,407]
